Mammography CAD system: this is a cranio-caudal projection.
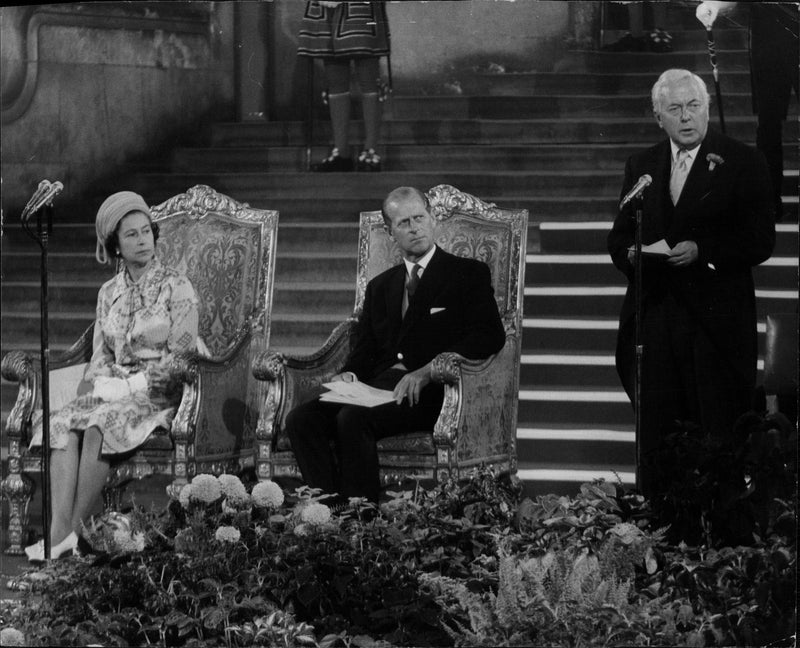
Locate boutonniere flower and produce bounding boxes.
[706,153,724,171]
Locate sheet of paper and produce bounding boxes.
[320,380,396,408]
[627,238,672,257]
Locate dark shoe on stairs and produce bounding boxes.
[648,28,673,52]
[602,33,647,52]
[356,149,382,172]
[312,148,353,172]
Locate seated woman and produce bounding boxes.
[25,191,200,561]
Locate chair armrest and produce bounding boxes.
[170,322,258,450]
[253,318,355,445]
[2,352,37,442]
[2,322,95,445]
[431,334,521,468]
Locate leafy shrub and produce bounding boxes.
[0,446,794,648]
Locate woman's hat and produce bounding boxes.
[95,191,152,264]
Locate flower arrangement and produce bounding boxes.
[0,429,794,648]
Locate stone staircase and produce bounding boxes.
[2,10,797,497]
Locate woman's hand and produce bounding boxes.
[147,364,172,394]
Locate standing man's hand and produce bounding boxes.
[393,364,432,407]
[667,240,699,267]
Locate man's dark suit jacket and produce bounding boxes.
[341,246,506,385]
[607,130,775,403]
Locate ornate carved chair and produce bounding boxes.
[2,185,277,554]
[253,184,527,486]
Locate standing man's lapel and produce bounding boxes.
[675,137,713,209]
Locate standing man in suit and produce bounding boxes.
[607,69,775,498]
[286,186,505,503]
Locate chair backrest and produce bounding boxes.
[150,185,278,459]
[356,184,528,332]
[150,185,278,358]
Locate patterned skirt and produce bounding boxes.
[298,1,389,59]
[29,390,178,456]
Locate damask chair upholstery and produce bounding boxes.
[1,185,277,554]
[253,184,527,486]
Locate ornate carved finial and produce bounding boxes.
[151,185,256,222]
[252,351,286,381]
[1,351,34,382]
[426,184,499,222]
[431,352,463,384]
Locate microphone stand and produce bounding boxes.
[21,183,59,560]
[632,195,644,494]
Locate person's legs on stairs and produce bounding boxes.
[353,57,383,171]
[648,2,673,52]
[314,59,354,171]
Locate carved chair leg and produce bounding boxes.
[102,483,126,513]
[1,472,35,554]
[166,476,188,501]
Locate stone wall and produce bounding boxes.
[0,3,235,214]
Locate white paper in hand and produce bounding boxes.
[320,380,395,407]
[628,238,672,258]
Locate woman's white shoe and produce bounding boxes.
[24,531,79,562]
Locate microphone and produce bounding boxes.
[619,174,652,210]
[22,180,64,222]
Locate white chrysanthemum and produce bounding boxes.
[300,502,331,526]
[609,522,644,545]
[190,474,222,503]
[251,480,285,509]
[218,474,248,502]
[214,525,241,543]
[293,523,310,537]
[114,529,146,553]
[0,628,26,646]
[178,483,193,509]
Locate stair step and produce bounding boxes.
[515,466,636,496]
[1,312,94,344]
[442,68,756,96]
[386,93,774,120]
[555,48,750,74]
[539,220,800,254]
[516,431,635,466]
[273,283,354,312]
[133,168,799,202]
[174,143,653,173]
[525,254,798,288]
[275,254,357,283]
[207,117,789,148]
[121,170,638,202]
[520,354,619,386]
[517,387,633,427]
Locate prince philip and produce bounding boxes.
[607,69,775,498]
[286,186,505,503]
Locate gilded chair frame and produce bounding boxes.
[1,185,278,554]
[253,184,527,487]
